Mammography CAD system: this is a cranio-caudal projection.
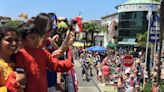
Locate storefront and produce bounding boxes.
[116,0,160,46]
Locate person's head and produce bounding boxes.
[153,82,158,87]
[19,23,43,48]
[126,73,130,77]
[34,12,53,37]
[0,26,20,57]
[47,12,58,35]
[47,12,57,24]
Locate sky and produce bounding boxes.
[0,0,126,20]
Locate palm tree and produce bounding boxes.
[82,21,107,33]
[150,0,164,84]
[157,0,164,84]
[136,32,147,47]
[82,21,107,45]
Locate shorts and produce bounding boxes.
[48,86,57,92]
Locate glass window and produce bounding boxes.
[118,11,148,29]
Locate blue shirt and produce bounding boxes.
[47,70,57,87]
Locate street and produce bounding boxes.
[74,59,101,92]
[74,59,117,92]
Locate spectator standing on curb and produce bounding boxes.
[117,76,125,92]
[101,62,110,85]
[15,23,73,92]
[0,26,26,92]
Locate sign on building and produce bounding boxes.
[149,15,160,43]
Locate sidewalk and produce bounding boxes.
[98,83,117,92]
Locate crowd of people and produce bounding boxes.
[0,12,163,92]
[75,46,161,92]
[0,12,76,92]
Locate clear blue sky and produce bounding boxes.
[0,0,126,20]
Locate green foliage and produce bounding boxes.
[144,81,164,92]
[4,20,21,29]
[153,0,160,2]
[136,31,147,47]
[82,21,107,33]
[144,83,152,92]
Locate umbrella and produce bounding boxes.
[87,45,107,52]
[107,42,117,48]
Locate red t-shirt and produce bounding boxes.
[15,47,73,92]
[101,65,110,76]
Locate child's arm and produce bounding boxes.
[51,30,75,58]
[47,37,59,50]
[45,48,73,72]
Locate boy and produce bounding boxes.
[16,23,73,92]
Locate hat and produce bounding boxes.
[135,58,140,63]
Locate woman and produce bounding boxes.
[117,76,125,92]
[0,26,26,92]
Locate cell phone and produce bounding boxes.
[16,68,25,74]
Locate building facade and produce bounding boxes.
[116,0,160,45]
[101,13,118,47]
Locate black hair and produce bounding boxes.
[0,26,18,41]
[19,23,42,39]
[34,12,53,34]
[0,26,18,63]
[47,12,56,18]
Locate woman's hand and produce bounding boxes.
[15,72,26,88]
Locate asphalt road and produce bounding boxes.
[74,60,102,92]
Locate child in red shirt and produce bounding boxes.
[15,23,73,92]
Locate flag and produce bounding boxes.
[74,16,83,32]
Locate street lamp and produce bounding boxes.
[143,4,153,89]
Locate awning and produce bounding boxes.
[118,38,137,45]
[107,42,117,49]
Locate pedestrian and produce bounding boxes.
[15,23,73,92]
[101,63,110,85]
[96,62,102,83]
[117,76,125,92]
[0,26,26,92]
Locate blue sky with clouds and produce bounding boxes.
[0,0,126,20]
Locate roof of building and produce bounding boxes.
[122,0,160,5]
[101,12,117,19]
[116,0,160,9]
[0,16,11,20]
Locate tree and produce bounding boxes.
[136,31,147,47]
[82,21,107,33]
[4,20,21,29]
[82,21,107,46]
[151,0,164,84]
[157,0,164,84]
